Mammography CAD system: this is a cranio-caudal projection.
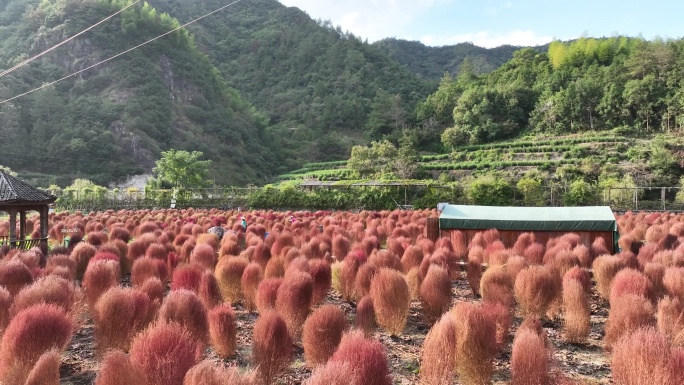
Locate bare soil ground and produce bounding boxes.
[59,273,612,385]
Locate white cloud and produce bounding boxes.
[278,0,453,42]
[421,30,553,48]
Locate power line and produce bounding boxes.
[0,0,141,79]
[0,0,246,106]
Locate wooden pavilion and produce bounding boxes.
[0,171,56,251]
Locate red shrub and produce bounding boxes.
[369,268,410,335]
[94,350,146,385]
[190,243,216,270]
[511,328,551,385]
[271,232,295,258]
[400,245,423,274]
[215,256,249,303]
[70,242,97,279]
[562,278,590,343]
[513,232,535,256]
[356,295,376,336]
[480,265,515,309]
[129,322,203,385]
[87,231,108,248]
[132,257,168,287]
[638,242,660,267]
[563,266,591,293]
[467,251,483,296]
[140,277,165,303]
[332,235,351,261]
[353,263,377,301]
[657,296,684,345]
[645,262,667,298]
[108,227,131,244]
[171,264,203,293]
[159,289,209,345]
[45,254,76,281]
[183,360,256,385]
[605,294,656,350]
[514,265,560,318]
[420,312,458,384]
[523,243,545,265]
[180,237,196,262]
[198,270,223,310]
[145,242,169,261]
[94,287,154,353]
[419,265,452,323]
[307,361,353,385]
[256,277,282,313]
[663,267,684,302]
[252,311,293,385]
[338,255,360,302]
[240,263,263,312]
[0,304,73,382]
[309,259,332,305]
[481,302,512,351]
[593,255,626,300]
[591,237,610,258]
[83,259,120,310]
[219,239,242,259]
[572,245,592,268]
[208,304,237,359]
[452,302,498,385]
[24,349,60,385]
[328,330,392,385]
[10,275,80,317]
[612,327,672,385]
[275,270,314,339]
[302,305,348,367]
[0,287,10,333]
[609,268,656,305]
[0,259,34,296]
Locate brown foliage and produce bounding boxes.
[663,267,684,302]
[593,255,626,300]
[480,265,515,309]
[355,295,376,336]
[466,252,483,297]
[197,270,222,310]
[215,256,249,303]
[452,302,498,385]
[183,360,256,385]
[129,322,203,385]
[302,305,348,367]
[256,277,282,313]
[401,245,424,273]
[309,259,332,305]
[481,302,512,351]
[252,311,293,385]
[94,350,147,385]
[132,257,168,287]
[611,327,673,385]
[71,242,97,279]
[208,304,237,359]
[370,268,410,335]
[83,259,120,309]
[94,287,154,353]
[657,296,684,345]
[645,262,667,298]
[354,263,378,301]
[562,279,590,343]
[241,262,263,312]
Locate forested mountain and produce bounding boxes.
[0,0,275,186]
[372,38,522,80]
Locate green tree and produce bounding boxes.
[152,149,212,189]
[347,140,399,179]
[563,180,596,206]
[0,165,17,176]
[441,126,471,150]
[516,175,545,206]
[466,176,513,206]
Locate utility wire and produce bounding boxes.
[0,0,246,105]
[0,0,141,78]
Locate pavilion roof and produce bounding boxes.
[0,171,56,205]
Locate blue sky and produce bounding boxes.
[278,0,683,48]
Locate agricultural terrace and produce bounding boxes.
[0,208,683,385]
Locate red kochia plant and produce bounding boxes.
[159,289,209,345]
[129,322,203,385]
[23,349,61,385]
[94,350,147,385]
[523,243,545,265]
[0,287,10,333]
[252,311,293,385]
[10,275,80,317]
[657,296,684,345]
[198,270,222,310]
[305,361,352,385]
[190,243,216,270]
[353,263,377,301]
[514,265,560,318]
[45,254,77,281]
[452,302,498,385]
[132,257,168,287]
[275,270,314,339]
[94,287,154,353]
[593,255,626,300]
[611,327,673,385]
[480,265,515,309]
[309,259,332,305]
[255,278,282,313]
[605,294,656,350]
[171,264,203,292]
[241,262,264,312]
[70,242,97,279]
[83,259,120,309]
[208,304,237,359]
[140,277,165,303]
[215,256,249,303]
[183,360,256,385]
[563,266,591,294]
[0,259,34,295]
[419,265,452,323]
[609,268,656,305]
[401,245,424,273]
[369,268,411,335]
[302,305,348,367]
[562,278,590,343]
[645,262,666,298]
[663,267,684,302]
[467,248,483,296]
[0,304,74,383]
[510,327,552,385]
[356,295,376,336]
[419,312,458,385]
[328,330,392,385]
[481,302,512,351]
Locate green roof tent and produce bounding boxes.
[439,205,619,252]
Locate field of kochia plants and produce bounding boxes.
[0,209,684,385]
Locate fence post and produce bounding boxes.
[662,188,666,211]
